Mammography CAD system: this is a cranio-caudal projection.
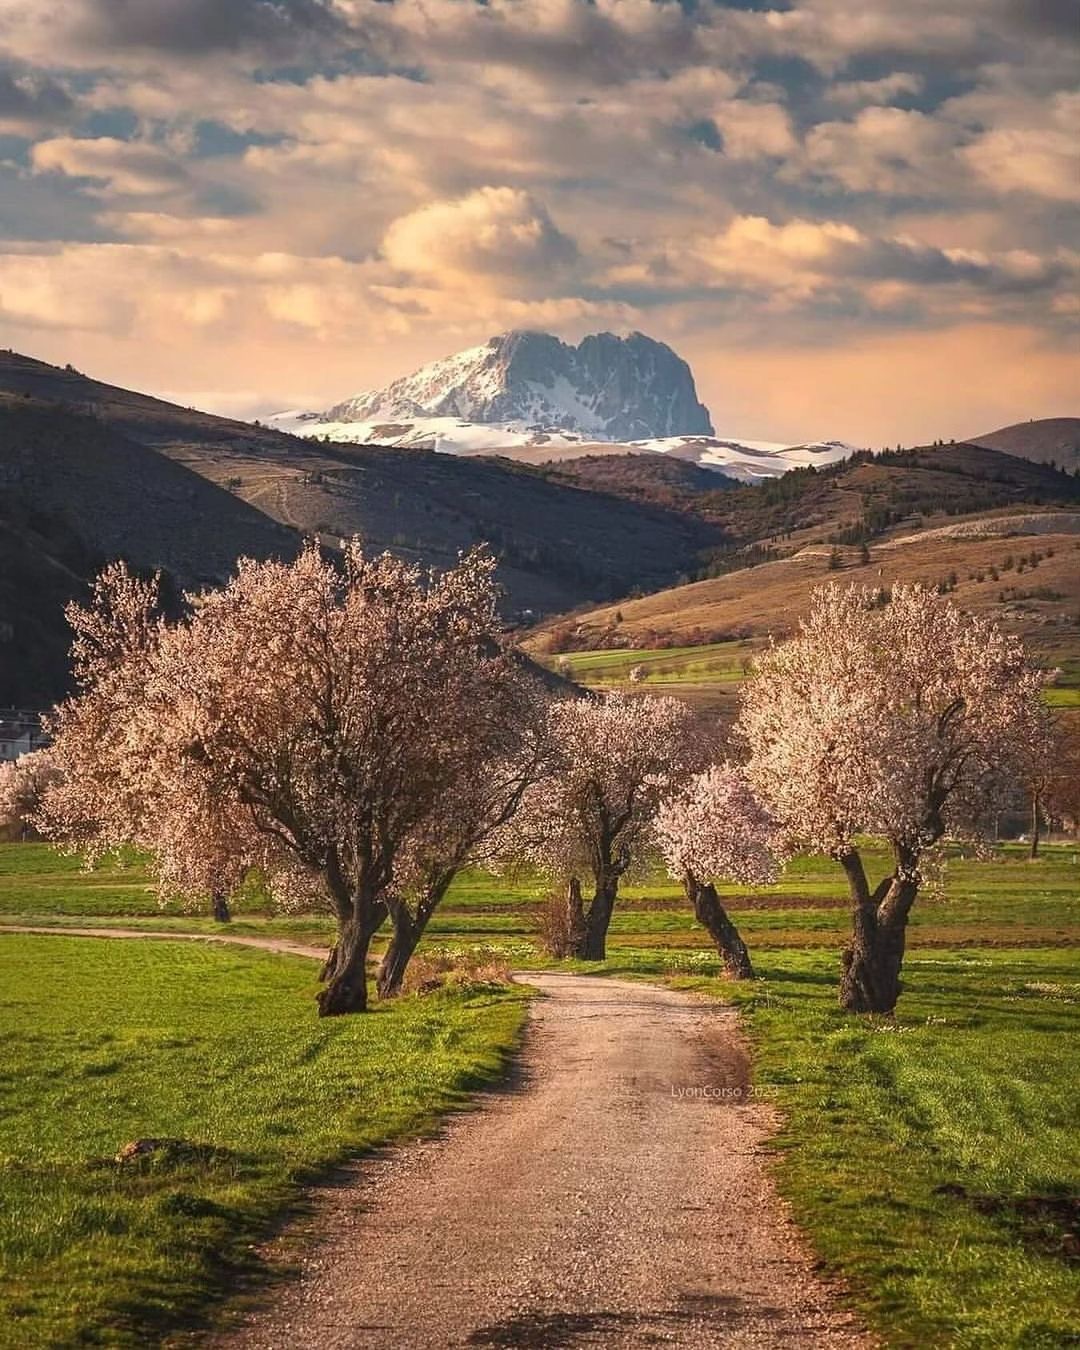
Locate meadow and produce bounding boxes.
[544,640,1080,714]
[0,840,1078,1346]
[0,933,527,1347]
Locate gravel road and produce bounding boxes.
[206,970,871,1349]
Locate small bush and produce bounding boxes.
[534,889,577,958]
[402,949,512,994]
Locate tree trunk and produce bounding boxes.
[376,901,420,999]
[210,889,231,923]
[566,877,586,955]
[685,876,754,979]
[838,852,917,1015]
[1030,790,1042,860]
[317,918,374,1015]
[575,873,618,961]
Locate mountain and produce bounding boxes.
[0,392,301,705]
[969,418,1080,472]
[616,435,857,482]
[269,331,859,478]
[316,331,715,441]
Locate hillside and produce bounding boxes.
[523,441,1080,706]
[527,442,1080,569]
[524,520,1080,719]
[0,396,301,705]
[525,517,1080,665]
[0,351,725,704]
[969,418,1080,472]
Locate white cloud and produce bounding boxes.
[962,91,1080,203]
[712,101,796,160]
[382,186,578,294]
[828,73,925,107]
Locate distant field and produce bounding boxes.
[0,935,527,1347]
[541,636,1080,715]
[3,842,1079,948]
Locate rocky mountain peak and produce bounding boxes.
[322,330,714,441]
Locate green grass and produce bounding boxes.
[713,948,1080,1348]
[542,642,1079,709]
[544,640,750,688]
[0,935,528,1348]
[5,842,1078,946]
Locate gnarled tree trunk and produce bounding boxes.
[575,872,618,961]
[838,851,918,1014]
[684,874,754,979]
[376,871,457,998]
[210,889,231,923]
[318,900,388,1016]
[377,900,420,999]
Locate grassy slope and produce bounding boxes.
[524,533,1080,691]
[0,936,528,1348]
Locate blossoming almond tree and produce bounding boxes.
[42,544,517,1015]
[655,764,780,979]
[502,692,700,961]
[0,749,61,841]
[737,583,1048,1014]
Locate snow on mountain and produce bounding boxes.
[305,330,714,442]
[270,412,590,454]
[267,331,860,478]
[632,436,859,482]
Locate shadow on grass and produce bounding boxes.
[934,1184,1080,1266]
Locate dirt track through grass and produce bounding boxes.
[207,972,869,1349]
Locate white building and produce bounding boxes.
[0,711,48,762]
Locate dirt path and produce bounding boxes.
[0,924,327,961]
[208,971,870,1349]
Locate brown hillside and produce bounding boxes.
[525,523,1080,674]
[0,397,302,705]
[969,418,1080,471]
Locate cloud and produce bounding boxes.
[382,186,579,294]
[31,137,189,197]
[711,101,796,160]
[0,0,346,64]
[802,106,963,195]
[355,0,724,90]
[600,213,1075,329]
[828,73,925,108]
[0,64,74,133]
[962,92,1080,203]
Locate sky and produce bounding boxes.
[0,0,1077,447]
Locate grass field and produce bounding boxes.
[1,841,1077,1346]
[543,640,1080,714]
[0,935,528,1348]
